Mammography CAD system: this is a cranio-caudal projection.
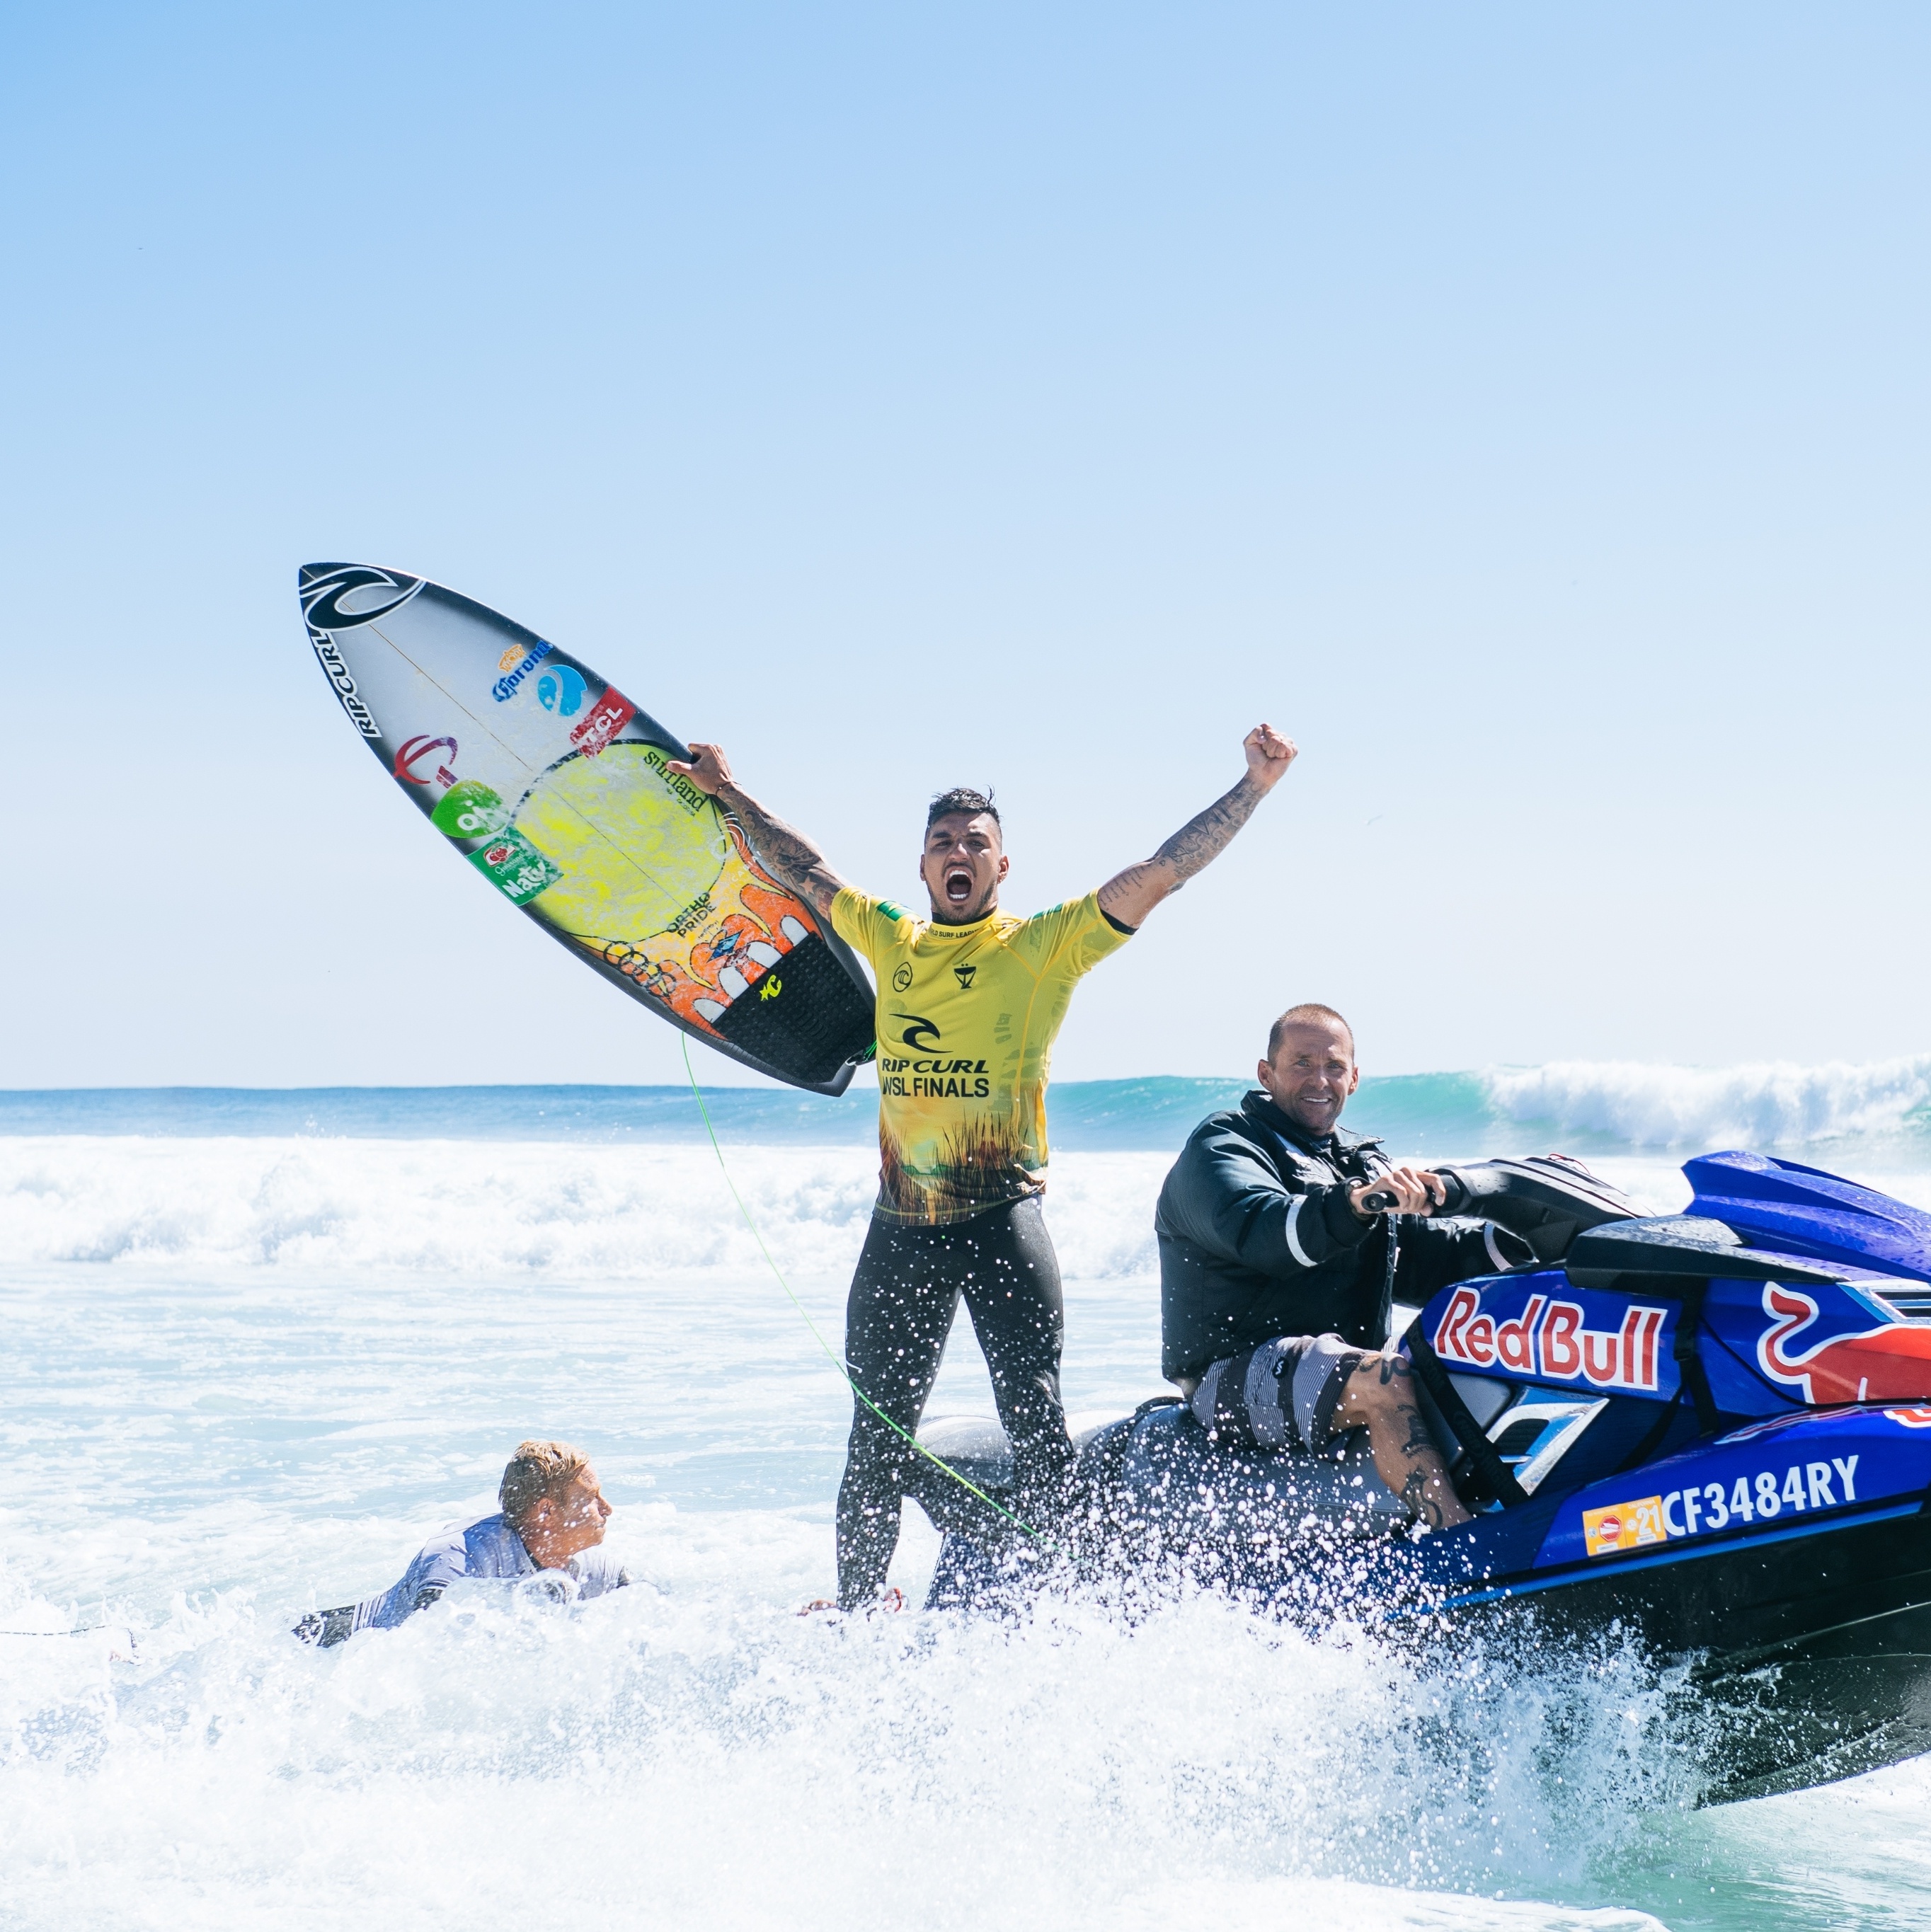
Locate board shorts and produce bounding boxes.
[1188,1333,1367,1455]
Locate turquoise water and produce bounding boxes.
[4,1067,1930,1928]
[5,1056,1929,1153]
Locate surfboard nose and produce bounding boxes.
[298,563,425,632]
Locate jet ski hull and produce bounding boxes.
[1419,1485,1931,1802]
[914,1151,1931,1804]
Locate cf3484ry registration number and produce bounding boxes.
[1582,1455,1861,1558]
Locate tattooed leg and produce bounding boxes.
[1332,1352,1473,1530]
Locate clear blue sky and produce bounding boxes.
[4,3,1926,1088]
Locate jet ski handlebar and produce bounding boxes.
[1360,1174,1473,1216]
[1358,1154,1639,1263]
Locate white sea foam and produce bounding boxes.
[0,1500,1685,1932]
[1483,1053,1931,1151]
[4,1101,1931,1928]
[0,1136,1173,1280]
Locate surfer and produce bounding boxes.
[1156,1005,1539,1531]
[668,726,1298,1606]
[293,1440,628,1646]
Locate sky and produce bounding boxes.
[3,2,1926,1090]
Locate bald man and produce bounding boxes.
[1157,1004,1533,1530]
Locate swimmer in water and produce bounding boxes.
[294,1439,628,1647]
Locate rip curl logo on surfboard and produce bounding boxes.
[299,564,424,633]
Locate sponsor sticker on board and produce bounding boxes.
[1582,1495,1669,1558]
[571,687,637,757]
[431,781,508,839]
[469,829,563,905]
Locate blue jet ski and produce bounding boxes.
[910,1151,1931,1804]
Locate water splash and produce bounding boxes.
[1,1522,1688,1931]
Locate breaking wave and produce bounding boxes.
[3,1053,1927,1279]
[1480,1053,1931,1151]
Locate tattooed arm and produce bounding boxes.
[666,743,852,921]
[1096,724,1297,929]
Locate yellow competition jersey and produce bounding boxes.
[831,887,1131,1225]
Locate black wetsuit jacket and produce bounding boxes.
[1154,1091,1515,1384]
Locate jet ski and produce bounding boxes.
[909,1150,1931,1804]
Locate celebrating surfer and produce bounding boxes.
[668,726,1297,1607]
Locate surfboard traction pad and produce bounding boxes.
[299,563,876,1095]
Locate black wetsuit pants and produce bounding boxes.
[836,1196,1071,1607]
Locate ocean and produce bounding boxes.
[4,1059,1930,1930]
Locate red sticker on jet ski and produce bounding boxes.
[1582,1496,1668,1558]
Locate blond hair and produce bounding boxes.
[499,1439,590,1528]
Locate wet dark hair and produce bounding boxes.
[925,787,1001,835]
[1266,1003,1355,1062]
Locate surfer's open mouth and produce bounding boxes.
[944,865,975,905]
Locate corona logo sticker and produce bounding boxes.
[492,639,554,701]
[1582,1495,1669,1558]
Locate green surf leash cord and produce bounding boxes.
[681,1037,1053,1553]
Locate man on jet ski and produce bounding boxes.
[1157,1006,1533,1530]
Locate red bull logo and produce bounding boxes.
[1433,1287,1668,1393]
[1757,1285,1931,1404]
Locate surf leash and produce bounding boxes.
[680,1037,1054,1554]
[0,1623,134,1645]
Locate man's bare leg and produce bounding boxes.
[1331,1352,1473,1530]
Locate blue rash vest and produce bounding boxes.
[299,1512,629,1646]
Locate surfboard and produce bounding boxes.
[299,563,877,1094]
